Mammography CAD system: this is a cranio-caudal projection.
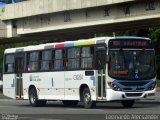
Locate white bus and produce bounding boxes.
[3,36,156,108]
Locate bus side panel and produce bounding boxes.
[64,71,97,101]
[38,72,65,100]
[3,74,16,99]
[23,72,65,100]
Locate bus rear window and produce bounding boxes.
[5,54,15,73]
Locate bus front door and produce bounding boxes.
[96,48,107,100]
[97,69,106,99]
[15,54,24,99]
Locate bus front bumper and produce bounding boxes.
[106,88,156,101]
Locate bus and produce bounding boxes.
[0,0,28,5]
[3,36,156,108]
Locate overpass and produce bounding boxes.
[0,0,160,43]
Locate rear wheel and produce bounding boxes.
[82,88,96,109]
[29,87,46,107]
[29,87,39,107]
[62,100,78,107]
[121,100,135,108]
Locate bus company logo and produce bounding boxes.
[29,75,41,81]
[73,74,83,80]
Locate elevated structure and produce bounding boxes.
[0,0,160,43]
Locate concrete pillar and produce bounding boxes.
[6,21,13,37]
[5,20,17,38]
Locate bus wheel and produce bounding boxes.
[121,100,135,108]
[29,87,40,107]
[62,100,78,107]
[82,88,96,109]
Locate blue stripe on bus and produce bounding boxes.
[11,79,15,87]
[64,43,74,47]
[113,79,154,92]
[113,36,147,40]
[90,76,95,86]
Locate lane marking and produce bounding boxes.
[0,106,10,107]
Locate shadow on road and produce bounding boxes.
[16,101,160,110]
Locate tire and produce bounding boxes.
[121,100,135,108]
[29,87,40,107]
[62,100,78,107]
[82,88,96,109]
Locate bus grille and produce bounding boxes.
[125,93,142,97]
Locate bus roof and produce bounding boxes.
[4,36,150,54]
[112,36,150,40]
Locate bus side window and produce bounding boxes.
[67,48,80,69]
[54,49,64,70]
[40,50,52,71]
[27,52,39,72]
[81,46,94,69]
[5,54,15,73]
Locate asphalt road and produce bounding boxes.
[0,97,160,120]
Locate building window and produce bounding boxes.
[5,54,15,73]
[81,46,94,69]
[67,48,80,69]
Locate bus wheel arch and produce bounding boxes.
[79,84,89,101]
[79,84,96,109]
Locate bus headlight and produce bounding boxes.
[108,82,122,91]
[147,81,156,91]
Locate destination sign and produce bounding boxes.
[109,39,153,49]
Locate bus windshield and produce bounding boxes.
[108,50,156,80]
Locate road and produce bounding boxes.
[0,94,160,120]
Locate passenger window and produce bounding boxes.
[27,52,39,71]
[67,48,80,69]
[54,49,64,70]
[40,50,52,71]
[81,46,94,69]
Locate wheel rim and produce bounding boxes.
[84,93,91,104]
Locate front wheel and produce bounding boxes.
[121,100,135,108]
[82,88,96,109]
